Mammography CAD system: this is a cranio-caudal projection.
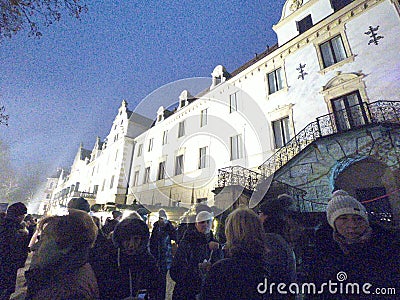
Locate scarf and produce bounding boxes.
[333,226,372,255]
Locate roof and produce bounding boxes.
[230,43,279,77]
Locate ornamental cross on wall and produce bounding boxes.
[297,63,307,80]
[364,25,384,45]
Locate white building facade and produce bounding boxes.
[47,0,400,220]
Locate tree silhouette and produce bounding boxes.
[0,0,87,41]
[0,106,8,126]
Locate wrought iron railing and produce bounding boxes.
[259,100,400,177]
[215,166,307,208]
[216,165,262,191]
[56,190,97,200]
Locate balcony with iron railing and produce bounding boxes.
[259,100,400,177]
[215,165,307,206]
[216,166,262,191]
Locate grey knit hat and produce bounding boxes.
[326,190,368,228]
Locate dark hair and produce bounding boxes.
[112,218,149,248]
[67,197,90,212]
[258,194,293,216]
[6,202,27,218]
[112,210,123,218]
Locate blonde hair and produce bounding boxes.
[225,206,267,257]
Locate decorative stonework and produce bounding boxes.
[290,0,303,11]
[365,25,384,45]
[233,0,385,83]
[274,125,400,214]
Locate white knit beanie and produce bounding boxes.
[195,211,213,223]
[326,190,368,228]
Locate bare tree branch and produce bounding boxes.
[0,106,9,126]
[0,0,87,41]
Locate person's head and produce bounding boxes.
[257,194,293,223]
[195,211,213,234]
[24,214,37,225]
[112,218,149,256]
[158,209,167,223]
[67,197,90,213]
[327,190,369,240]
[125,211,143,221]
[6,202,27,223]
[225,207,266,257]
[33,210,98,268]
[111,210,123,220]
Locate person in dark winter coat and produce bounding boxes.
[25,209,99,300]
[258,196,297,288]
[0,202,29,300]
[170,211,223,300]
[149,209,176,299]
[202,207,283,300]
[95,217,164,300]
[102,210,123,236]
[309,190,400,300]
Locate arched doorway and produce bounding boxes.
[334,157,394,223]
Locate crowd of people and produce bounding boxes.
[0,190,399,300]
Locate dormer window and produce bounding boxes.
[297,15,312,34]
[210,65,230,89]
[156,106,165,123]
[331,0,353,12]
[178,90,192,109]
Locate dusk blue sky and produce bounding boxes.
[1,0,286,175]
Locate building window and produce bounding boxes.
[93,185,99,194]
[101,179,105,191]
[143,167,150,184]
[297,15,313,34]
[331,91,368,131]
[198,147,207,169]
[331,0,353,11]
[229,92,238,113]
[200,109,208,127]
[272,117,290,148]
[175,155,184,175]
[137,144,143,157]
[133,171,139,186]
[115,150,118,161]
[157,161,166,180]
[46,194,51,199]
[148,138,153,152]
[178,121,185,138]
[110,175,115,189]
[230,134,242,160]
[320,35,347,68]
[267,68,283,94]
[162,130,168,145]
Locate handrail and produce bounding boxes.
[259,100,400,177]
[216,165,262,191]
